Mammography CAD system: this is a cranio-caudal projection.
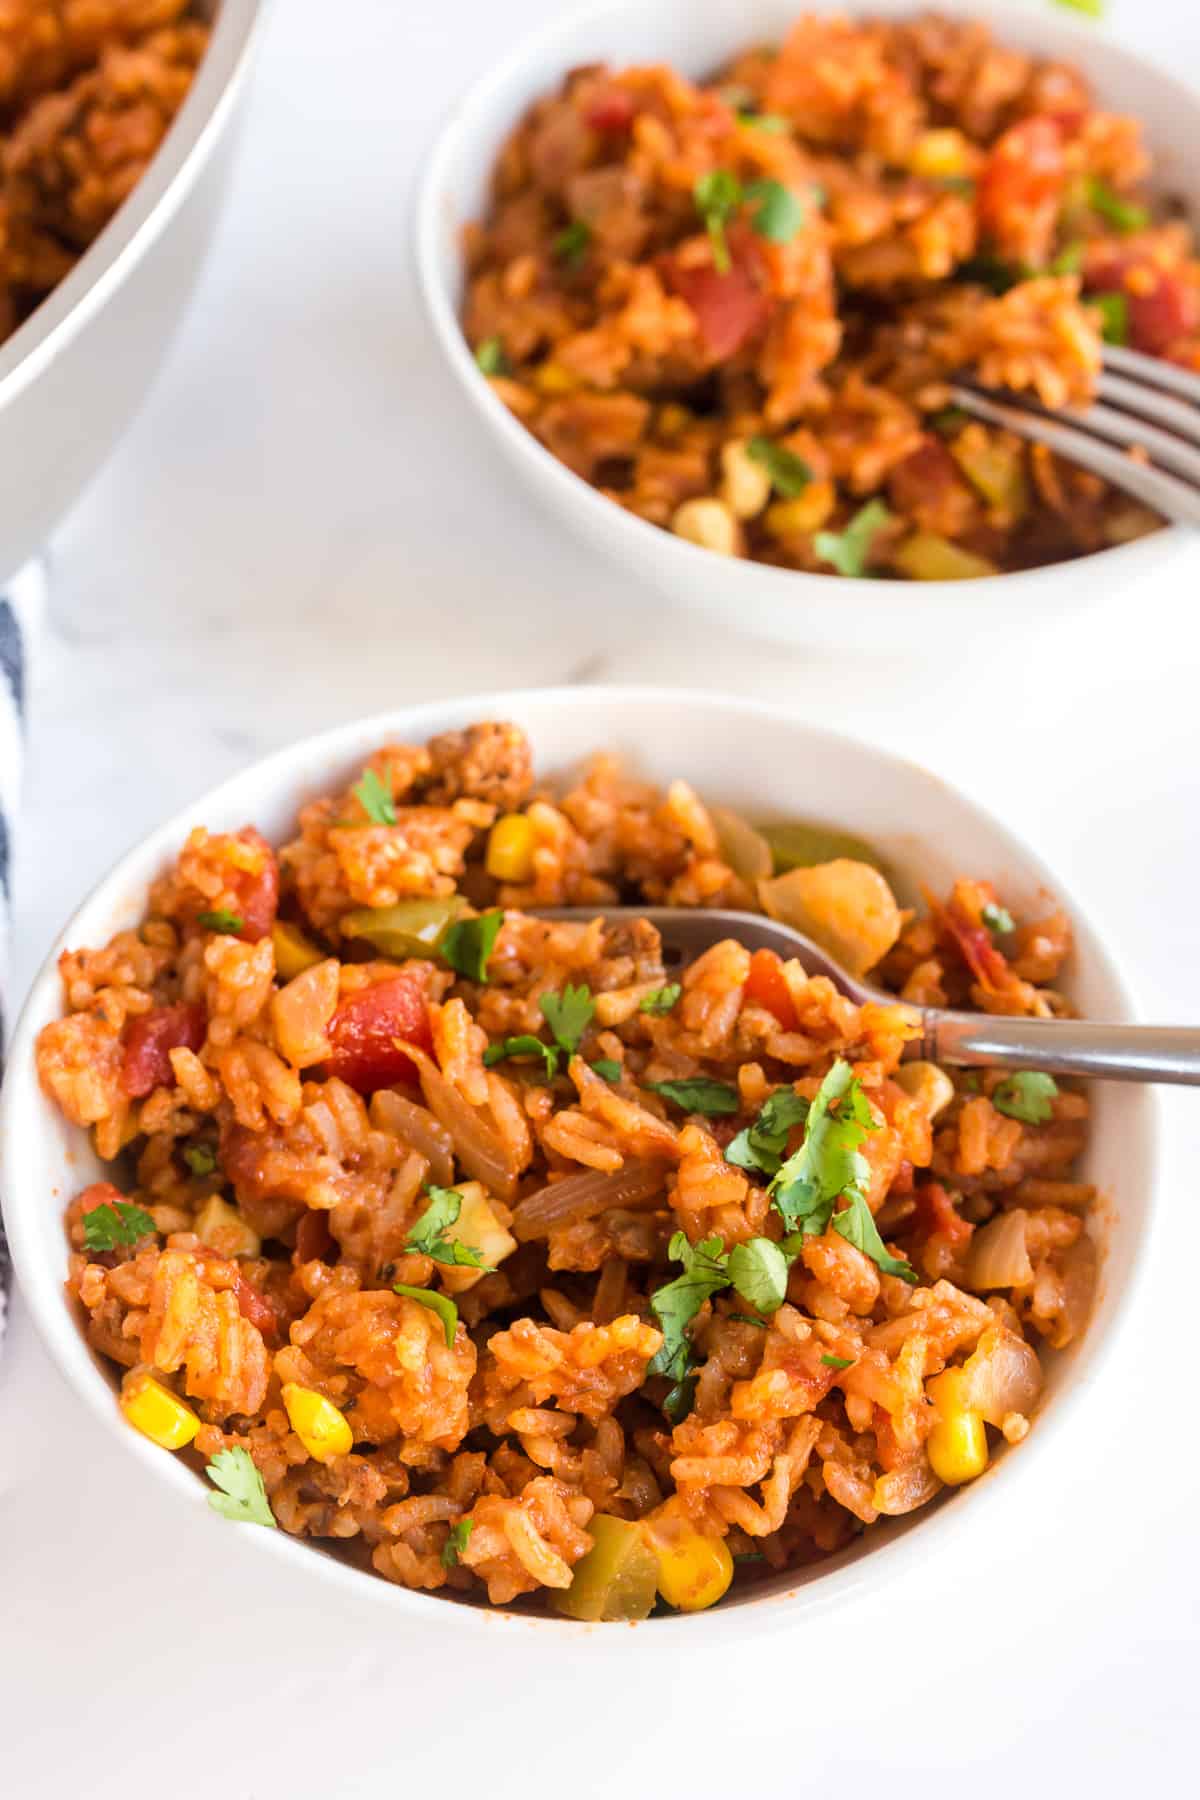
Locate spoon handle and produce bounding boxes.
[923,1013,1200,1085]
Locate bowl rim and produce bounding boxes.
[0,0,268,411]
[0,686,1161,1636]
[412,0,1200,604]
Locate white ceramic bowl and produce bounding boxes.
[414,0,1200,650]
[0,689,1156,1633]
[0,0,265,580]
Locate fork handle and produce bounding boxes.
[921,1013,1200,1085]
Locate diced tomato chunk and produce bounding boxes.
[295,1209,335,1264]
[977,115,1065,251]
[121,1002,206,1098]
[584,87,635,132]
[231,1272,279,1341]
[1085,254,1199,356]
[913,1180,973,1251]
[324,972,433,1094]
[78,1181,126,1215]
[662,235,771,359]
[228,826,280,943]
[940,899,1010,995]
[744,947,799,1031]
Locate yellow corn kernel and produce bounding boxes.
[926,1367,989,1486]
[764,480,836,540]
[120,1372,200,1450]
[671,496,740,557]
[194,1193,262,1260]
[281,1383,353,1463]
[652,1529,734,1612]
[910,128,973,179]
[533,360,578,395]
[272,920,323,981]
[485,813,536,884]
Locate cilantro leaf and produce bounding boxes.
[663,1375,697,1425]
[693,168,741,273]
[393,1283,459,1347]
[730,1314,769,1328]
[736,110,790,133]
[992,1070,1058,1125]
[727,1237,790,1314]
[553,218,592,266]
[483,1034,559,1080]
[726,1086,810,1178]
[442,1518,474,1569]
[590,1058,622,1082]
[770,1060,876,1233]
[639,984,681,1016]
[183,1143,218,1178]
[643,1077,740,1116]
[930,405,969,437]
[353,766,397,827]
[1053,0,1103,15]
[83,1200,156,1252]
[205,1447,276,1528]
[197,908,244,934]
[1049,240,1085,276]
[814,500,895,578]
[441,909,504,982]
[1093,291,1128,345]
[830,1189,918,1285]
[981,901,1014,940]
[475,336,511,377]
[405,1184,493,1271]
[745,178,805,242]
[1087,177,1147,234]
[648,1232,731,1383]
[746,435,812,499]
[539,984,595,1056]
[822,1353,853,1370]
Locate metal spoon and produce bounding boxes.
[537,907,1200,1087]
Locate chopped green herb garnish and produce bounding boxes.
[662,1375,697,1425]
[981,901,1015,939]
[830,1188,918,1285]
[730,1314,769,1329]
[353,766,397,827]
[83,1200,156,1253]
[939,175,976,195]
[726,1086,810,1179]
[553,218,592,266]
[770,1060,874,1234]
[590,1058,622,1083]
[735,110,790,134]
[393,1283,459,1347]
[1093,291,1129,345]
[745,178,805,242]
[639,983,682,1016]
[693,168,741,273]
[183,1143,218,1178]
[726,1237,790,1313]
[1053,0,1103,15]
[1049,240,1085,276]
[205,1447,276,1528]
[1087,177,1147,234]
[643,1077,740,1116]
[197,908,243,934]
[956,254,1031,295]
[648,1232,732,1385]
[441,1518,474,1569]
[992,1070,1058,1125]
[441,909,504,983]
[539,983,596,1056]
[930,405,969,437]
[475,336,511,377]
[405,1184,494,1271]
[822,1353,853,1370]
[483,1034,560,1080]
[746,435,812,498]
[814,500,894,578]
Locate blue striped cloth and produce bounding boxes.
[0,559,46,1345]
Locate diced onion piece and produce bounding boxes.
[1050,1230,1097,1349]
[960,1324,1043,1427]
[873,1459,942,1515]
[757,859,902,978]
[438,1181,517,1295]
[893,1060,956,1120]
[512,1159,664,1241]
[709,805,773,882]
[965,1208,1034,1291]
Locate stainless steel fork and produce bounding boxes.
[952,343,1200,527]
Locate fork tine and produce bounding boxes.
[1054,402,1200,487]
[949,386,1200,528]
[1096,370,1200,449]
[1102,344,1200,408]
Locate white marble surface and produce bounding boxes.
[2,0,1199,1791]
